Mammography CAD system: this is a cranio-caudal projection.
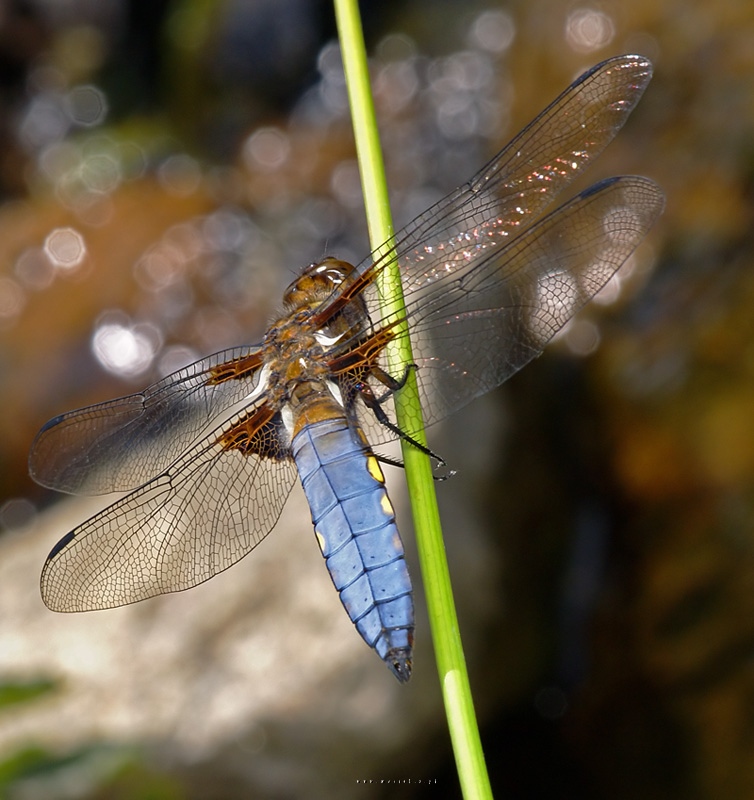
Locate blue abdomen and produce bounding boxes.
[291,416,413,682]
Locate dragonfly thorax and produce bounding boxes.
[263,257,375,411]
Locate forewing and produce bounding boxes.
[40,406,297,612]
[312,55,655,332]
[357,55,654,301]
[30,346,265,495]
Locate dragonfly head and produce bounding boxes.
[283,257,356,311]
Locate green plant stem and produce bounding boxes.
[333,1,493,797]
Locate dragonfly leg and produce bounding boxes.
[369,449,454,481]
[369,363,416,403]
[356,375,447,469]
[374,452,405,469]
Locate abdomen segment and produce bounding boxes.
[291,416,413,682]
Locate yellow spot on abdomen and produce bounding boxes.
[367,455,384,483]
[380,492,394,517]
[315,530,326,553]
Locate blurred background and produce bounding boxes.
[0,0,751,797]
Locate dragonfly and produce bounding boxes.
[29,55,664,682]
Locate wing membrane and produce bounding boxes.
[40,407,297,611]
[405,175,663,417]
[348,55,656,308]
[353,176,664,447]
[30,346,264,495]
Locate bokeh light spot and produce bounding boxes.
[330,161,363,209]
[67,85,108,127]
[92,314,161,378]
[534,686,568,720]
[243,128,291,173]
[15,248,55,290]
[468,9,516,54]
[19,92,69,150]
[80,151,121,194]
[158,345,200,378]
[564,318,601,356]
[565,9,615,53]
[43,227,87,270]
[158,154,202,196]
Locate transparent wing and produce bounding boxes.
[379,176,662,441]
[30,345,265,495]
[318,55,664,444]
[359,54,656,293]
[40,408,298,611]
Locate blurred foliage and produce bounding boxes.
[0,744,185,800]
[0,678,55,710]
[0,678,183,799]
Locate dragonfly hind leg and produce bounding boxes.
[356,366,447,470]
